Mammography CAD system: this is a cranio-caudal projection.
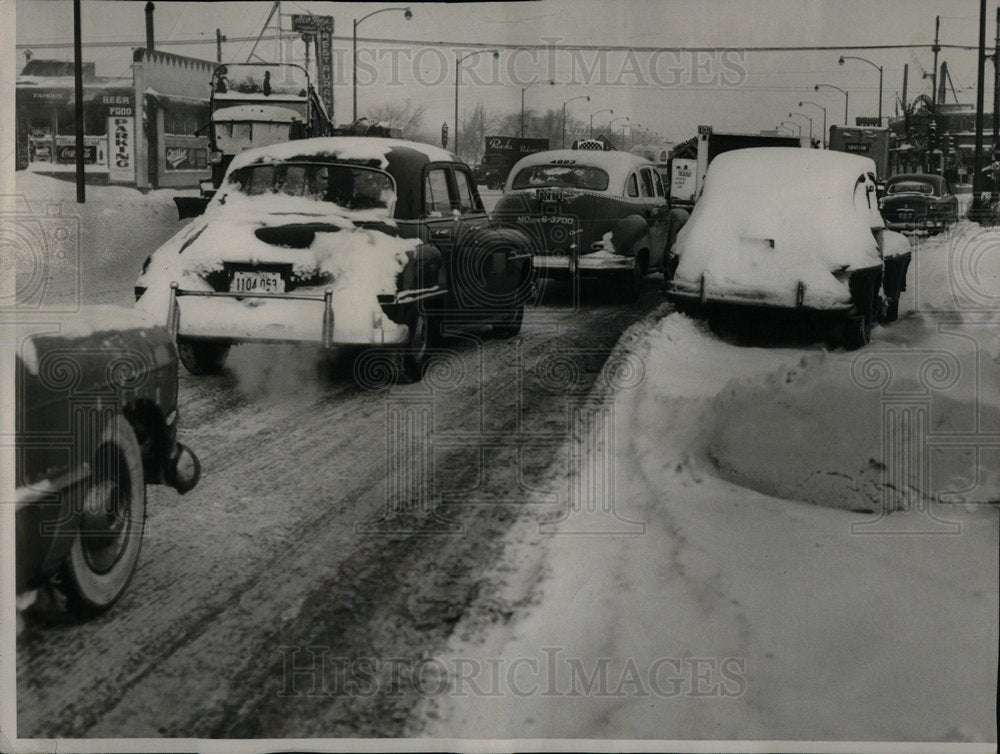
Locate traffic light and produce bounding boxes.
[441,122,449,149]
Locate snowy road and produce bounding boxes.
[11,175,999,745]
[14,175,675,737]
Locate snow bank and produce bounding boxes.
[419,228,998,744]
[673,148,884,308]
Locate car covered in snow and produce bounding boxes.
[16,308,201,617]
[136,137,534,380]
[878,173,958,233]
[664,148,912,348]
[492,146,688,301]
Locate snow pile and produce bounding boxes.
[418,230,998,743]
[673,148,884,308]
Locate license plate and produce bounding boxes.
[231,271,284,293]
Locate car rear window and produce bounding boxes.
[511,164,610,191]
[887,181,935,195]
[227,162,396,211]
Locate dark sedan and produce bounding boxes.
[16,309,201,619]
[879,173,959,233]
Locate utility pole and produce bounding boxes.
[973,0,987,208]
[993,7,999,151]
[931,15,940,107]
[73,0,85,202]
[216,28,225,62]
[901,63,908,115]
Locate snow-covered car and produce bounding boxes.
[136,138,534,380]
[664,148,913,348]
[492,147,688,301]
[16,308,201,617]
[879,173,959,233]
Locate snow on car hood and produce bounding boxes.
[673,148,884,307]
[136,191,418,332]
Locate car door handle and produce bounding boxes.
[432,229,452,238]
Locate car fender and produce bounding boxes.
[611,214,650,257]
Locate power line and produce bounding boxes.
[13,34,988,53]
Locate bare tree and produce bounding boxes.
[366,99,428,140]
[457,102,498,162]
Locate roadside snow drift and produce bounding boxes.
[418,220,999,744]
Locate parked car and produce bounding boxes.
[136,137,535,380]
[16,308,201,617]
[879,172,959,233]
[664,148,913,348]
[492,146,689,301]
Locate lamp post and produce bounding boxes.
[780,120,801,138]
[561,94,590,148]
[609,115,628,148]
[799,100,828,147]
[589,108,613,137]
[789,111,813,146]
[521,79,555,138]
[353,6,412,122]
[455,49,499,158]
[815,83,849,125]
[838,55,883,123]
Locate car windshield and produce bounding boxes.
[226,162,396,211]
[511,164,610,191]
[887,180,935,195]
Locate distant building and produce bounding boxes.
[15,50,216,189]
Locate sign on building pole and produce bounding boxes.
[291,15,335,123]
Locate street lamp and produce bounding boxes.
[353,7,412,122]
[839,55,883,123]
[815,83,849,125]
[789,111,813,146]
[608,115,628,149]
[799,100,828,147]
[561,94,590,148]
[589,108,613,137]
[780,120,801,137]
[455,49,499,157]
[521,79,555,138]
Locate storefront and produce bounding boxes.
[16,52,215,189]
[15,62,136,181]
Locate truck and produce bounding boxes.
[479,136,550,189]
[174,62,334,218]
[828,125,890,177]
[668,126,800,209]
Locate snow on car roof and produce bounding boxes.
[228,137,457,172]
[508,149,655,192]
[212,105,303,123]
[672,147,884,308]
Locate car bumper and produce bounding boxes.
[884,217,952,232]
[665,278,853,312]
[166,284,410,347]
[533,253,636,278]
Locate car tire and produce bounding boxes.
[400,308,437,383]
[843,313,873,350]
[178,338,230,375]
[492,303,524,338]
[59,416,147,615]
[617,262,642,303]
